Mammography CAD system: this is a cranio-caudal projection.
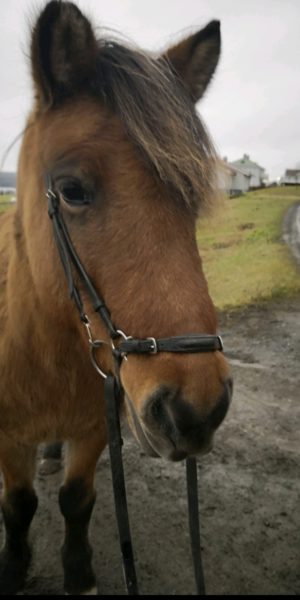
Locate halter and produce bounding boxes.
[46,176,224,595]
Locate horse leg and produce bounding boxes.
[40,441,63,475]
[59,433,106,595]
[0,443,38,595]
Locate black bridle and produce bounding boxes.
[46,177,224,595]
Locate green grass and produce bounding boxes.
[197,186,300,310]
[0,194,14,214]
[0,194,13,203]
[0,194,14,213]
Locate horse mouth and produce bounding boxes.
[124,394,161,458]
[124,394,214,461]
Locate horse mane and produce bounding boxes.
[92,39,217,213]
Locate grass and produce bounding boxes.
[0,194,14,203]
[197,186,300,310]
[0,194,14,213]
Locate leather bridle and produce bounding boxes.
[46,176,224,595]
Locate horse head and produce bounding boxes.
[19,1,232,461]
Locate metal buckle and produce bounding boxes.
[217,336,224,351]
[46,188,57,200]
[147,337,158,354]
[46,188,59,219]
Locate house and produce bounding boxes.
[230,154,267,189]
[0,172,17,195]
[217,158,251,196]
[281,169,300,185]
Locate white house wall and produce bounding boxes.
[283,174,300,185]
[233,171,250,193]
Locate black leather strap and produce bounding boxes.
[117,334,223,356]
[186,458,206,595]
[104,375,139,596]
[47,183,118,337]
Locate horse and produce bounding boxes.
[0,1,232,595]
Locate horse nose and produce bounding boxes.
[143,379,232,457]
[207,377,233,430]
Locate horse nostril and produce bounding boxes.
[149,389,178,441]
[146,387,206,443]
[144,380,232,451]
[208,379,232,430]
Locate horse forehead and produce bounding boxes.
[38,98,127,160]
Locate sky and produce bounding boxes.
[0,0,299,181]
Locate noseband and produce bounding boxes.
[46,177,224,595]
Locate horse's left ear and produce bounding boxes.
[163,20,221,103]
[31,1,98,109]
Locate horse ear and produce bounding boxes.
[163,21,221,103]
[31,1,98,108]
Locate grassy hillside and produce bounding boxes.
[197,186,300,310]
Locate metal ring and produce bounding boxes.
[90,344,108,380]
[117,329,132,342]
[111,330,133,361]
[217,336,224,351]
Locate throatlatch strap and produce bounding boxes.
[104,375,139,596]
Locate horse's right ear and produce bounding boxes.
[31,1,98,109]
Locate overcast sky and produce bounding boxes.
[0,0,299,180]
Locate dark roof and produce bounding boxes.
[285,169,300,176]
[0,172,16,188]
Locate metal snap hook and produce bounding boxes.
[83,314,111,379]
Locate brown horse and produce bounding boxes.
[0,1,232,595]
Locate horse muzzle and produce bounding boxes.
[125,378,232,461]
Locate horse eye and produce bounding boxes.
[59,182,92,206]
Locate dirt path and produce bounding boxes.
[0,296,297,595]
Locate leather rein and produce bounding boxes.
[46,177,224,595]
